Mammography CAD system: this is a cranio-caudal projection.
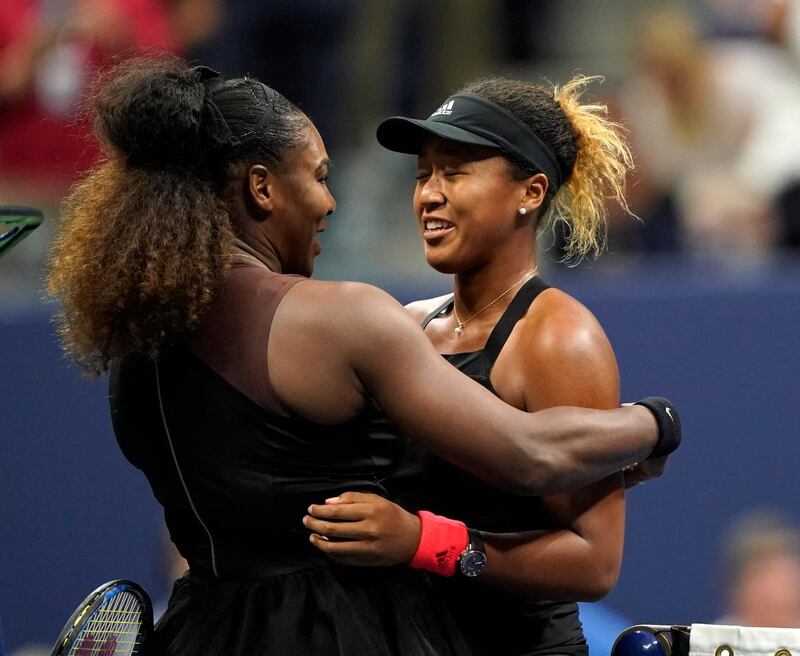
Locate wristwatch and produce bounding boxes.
[458,529,487,577]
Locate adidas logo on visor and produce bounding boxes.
[431,99,455,117]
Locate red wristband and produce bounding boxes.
[409,510,469,577]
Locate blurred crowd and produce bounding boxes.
[2,0,800,294]
[715,510,800,629]
[612,0,800,264]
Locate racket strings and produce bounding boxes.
[69,591,145,656]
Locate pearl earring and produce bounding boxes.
[519,207,527,215]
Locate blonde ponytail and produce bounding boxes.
[550,75,634,261]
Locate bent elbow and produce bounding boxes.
[579,577,616,602]
[579,562,621,602]
[505,445,562,496]
[497,456,548,496]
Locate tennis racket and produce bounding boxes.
[0,206,44,258]
[50,580,153,656]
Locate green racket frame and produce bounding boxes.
[0,206,44,257]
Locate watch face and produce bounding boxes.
[460,549,487,577]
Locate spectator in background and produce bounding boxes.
[716,511,800,628]
[0,0,179,298]
[616,5,800,262]
[164,0,220,57]
[191,0,354,152]
[702,0,800,257]
[0,0,178,202]
[768,0,800,251]
[192,1,503,154]
[773,0,800,62]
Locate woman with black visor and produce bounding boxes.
[305,76,670,655]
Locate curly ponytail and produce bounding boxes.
[458,75,634,261]
[49,162,232,374]
[47,56,307,373]
[551,75,633,260]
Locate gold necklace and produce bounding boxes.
[452,268,538,336]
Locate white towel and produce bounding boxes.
[689,623,800,656]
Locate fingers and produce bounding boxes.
[645,455,669,473]
[326,491,383,504]
[308,533,363,554]
[623,473,643,489]
[303,514,375,540]
[308,533,381,565]
[308,502,374,521]
[635,457,668,481]
[304,492,395,566]
[622,455,669,488]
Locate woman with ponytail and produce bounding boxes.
[48,59,677,655]
[305,76,648,655]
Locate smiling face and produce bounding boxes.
[268,123,335,276]
[413,136,542,274]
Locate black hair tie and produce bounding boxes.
[190,65,242,152]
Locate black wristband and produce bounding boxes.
[634,397,681,459]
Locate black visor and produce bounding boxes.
[377,94,564,188]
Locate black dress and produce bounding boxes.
[108,265,475,656]
[385,277,589,656]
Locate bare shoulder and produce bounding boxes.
[279,278,414,340]
[285,279,400,313]
[523,288,607,348]
[494,288,619,409]
[520,287,613,359]
[404,293,452,323]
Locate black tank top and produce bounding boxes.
[109,266,477,655]
[109,267,407,582]
[385,276,588,656]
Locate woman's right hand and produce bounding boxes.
[304,492,422,567]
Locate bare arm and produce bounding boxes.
[269,280,659,495]
[306,292,626,598]
[473,291,624,599]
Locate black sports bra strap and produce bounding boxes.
[482,276,550,363]
[420,295,455,329]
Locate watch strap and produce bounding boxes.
[467,528,484,554]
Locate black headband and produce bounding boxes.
[377,94,565,188]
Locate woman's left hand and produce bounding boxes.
[303,491,421,566]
